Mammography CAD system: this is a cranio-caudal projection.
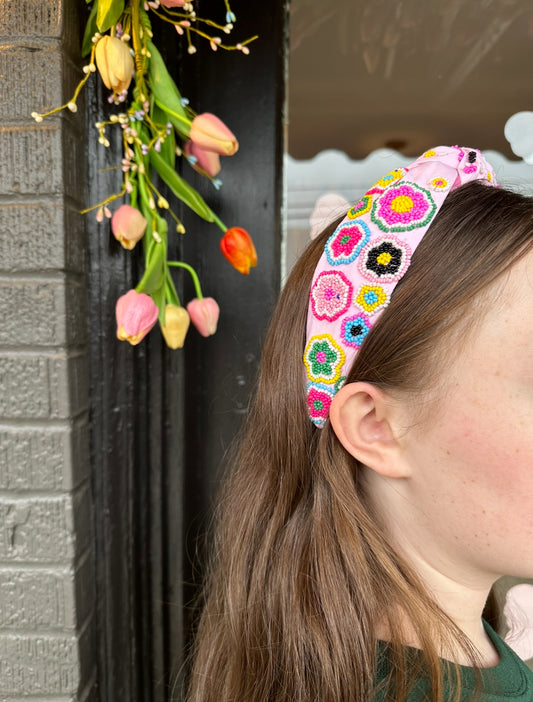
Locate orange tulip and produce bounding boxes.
[116,290,158,345]
[220,227,257,275]
[189,113,238,156]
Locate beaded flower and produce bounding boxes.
[341,313,372,348]
[306,383,335,428]
[310,271,353,321]
[325,221,371,266]
[371,182,436,233]
[358,236,411,283]
[354,284,389,315]
[304,334,345,384]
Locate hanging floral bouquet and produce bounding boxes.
[32,0,258,348]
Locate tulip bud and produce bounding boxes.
[220,227,257,275]
[111,204,147,250]
[189,113,238,156]
[160,304,190,349]
[187,297,220,337]
[184,140,221,178]
[116,290,159,345]
[95,35,134,95]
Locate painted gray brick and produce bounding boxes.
[0,355,50,418]
[0,490,91,564]
[0,422,90,491]
[0,203,87,274]
[0,353,89,419]
[0,45,62,123]
[0,567,76,630]
[0,633,80,695]
[0,125,85,199]
[0,1,63,38]
[0,278,87,347]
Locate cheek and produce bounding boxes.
[441,405,533,529]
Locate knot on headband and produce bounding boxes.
[304,146,498,428]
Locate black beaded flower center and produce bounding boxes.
[365,242,403,277]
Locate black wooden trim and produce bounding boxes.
[86,0,288,699]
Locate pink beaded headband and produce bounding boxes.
[304,146,498,428]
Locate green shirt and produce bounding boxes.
[376,622,533,700]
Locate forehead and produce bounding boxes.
[456,251,533,376]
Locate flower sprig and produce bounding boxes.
[32,0,258,349]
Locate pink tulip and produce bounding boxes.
[189,113,238,156]
[187,297,220,337]
[184,140,221,178]
[160,0,185,6]
[111,204,147,250]
[116,290,159,345]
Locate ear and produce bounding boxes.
[329,382,411,479]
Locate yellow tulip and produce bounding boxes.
[160,305,190,349]
[95,36,134,95]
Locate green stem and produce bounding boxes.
[165,270,180,306]
[212,212,227,233]
[153,98,192,128]
[168,261,203,299]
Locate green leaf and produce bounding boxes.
[147,40,191,138]
[82,2,98,56]
[151,103,176,169]
[136,241,166,295]
[96,0,124,32]
[153,283,166,324]
[150,150,215,222]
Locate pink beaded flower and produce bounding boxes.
[306,383,335,428]
[310,271,353,321]
[371,182,436,232]
[325,220,370,266]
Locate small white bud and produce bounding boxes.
[187,45,197,55]
[31,112,43,122]
[67,102,77,112]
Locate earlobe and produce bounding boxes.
[329,382,411,479]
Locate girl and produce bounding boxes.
[186,146,533,701]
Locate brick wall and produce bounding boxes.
[0,0,96,699]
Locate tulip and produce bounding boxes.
[187,297,220,337]
[111,204,147,250]
[189,113,238,156]
[116,290,159,345]
[220,227,257,275]
[184,140,221,178]
[95,36,134,95]
[160,304,190,349]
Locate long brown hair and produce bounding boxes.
[186,182,533,702]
